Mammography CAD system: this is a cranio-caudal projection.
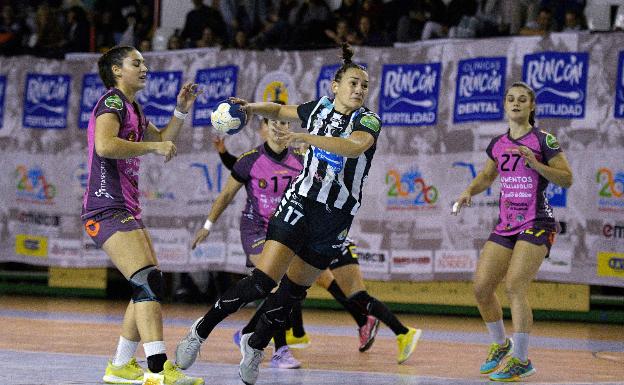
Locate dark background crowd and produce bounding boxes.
[0,0,591,57]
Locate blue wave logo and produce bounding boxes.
[23,73,71,129]
[136,71,182,127]
[523,52,588,119]
[379,63,441,126]
[193,66,238,126]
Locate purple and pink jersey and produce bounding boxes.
[82,88,149,219]
[486,128,562,236]
[231,143,303,231]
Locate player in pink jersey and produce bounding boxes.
[453,82,573,382]
[81,45,204,385]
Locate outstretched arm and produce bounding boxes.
[453,158,498,214]
[192,176,243,249]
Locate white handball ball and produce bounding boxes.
[210,100,247,135]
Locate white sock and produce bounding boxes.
[143,340,167,358]
[112,336,139,367]
[485,320,506,345]
[512,332,529,361]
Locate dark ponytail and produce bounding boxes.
[333,43,366,82]
[97,46,136,89]
[505,81,536,126]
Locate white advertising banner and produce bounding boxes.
[1,33,623,286]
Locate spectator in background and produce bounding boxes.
[167,33,182,50]
[351,14,389,46]
[219,0,267,45]
[288,0,332,48]
[333,0,360,27]
[195,26,222,48]
[180,0,226,48]
[134,3,154,44]
[64,5,90,52]
[396,4,427,42]
[94,9,116,51]
[248,1,292,50]
[0,5,29,55]
[118,12,138,46]
[500,0,539,35]
[325,18,356,47]
[561,9,585,31]
[419,0,450,40]
[539,0,585,31]
[519,7,555,36]
[138,37,151,52]
[29,3,64,58]
[232,29,249,49]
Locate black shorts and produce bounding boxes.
[328,239,360,270]
[488,227,556,258]
[266,192,354,270]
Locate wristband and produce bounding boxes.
[203,219,213,231]
[173,108,188,120]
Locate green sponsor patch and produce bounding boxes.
[104,94,123,110]
[360,115,380,132]
[545,133,560,149]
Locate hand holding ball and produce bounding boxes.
[210,100,247,135]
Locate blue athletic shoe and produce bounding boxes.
[480,338,513,374]
[233,329,242,348]
[489,357,536,382]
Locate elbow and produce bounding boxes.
[561,173,573,189]
[95,141,113,158]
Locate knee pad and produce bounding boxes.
[260,275,309,328]
[215,268,276,314]
[129,265,164,303]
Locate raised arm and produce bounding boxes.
[231,98,301,123]
[144,82,201,142]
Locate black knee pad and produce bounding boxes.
[260,275,309,329]
[129,265,164,303]
[215,268,276,314]
[349,290,373,314]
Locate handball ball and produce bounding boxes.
[210,100,247,135]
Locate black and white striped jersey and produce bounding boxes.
[288,96,382,215]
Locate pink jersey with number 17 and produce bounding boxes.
[486,127,563,236]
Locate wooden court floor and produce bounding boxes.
[0,295,623,385]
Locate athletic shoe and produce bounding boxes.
[239,333,265,385]
[480,338,513,374]
[489,357,536,382]
[285,328,311,349]
[175,318,205,369]
[396,327,422,364]
[358,316,380,352]
[150,360,204,385]
[103,357,144,384]
[270,346,301,369]
[233,329,242,348]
